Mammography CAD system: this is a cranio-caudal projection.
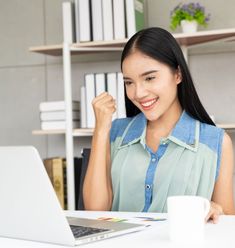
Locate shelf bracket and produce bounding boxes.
[63,42,75,210]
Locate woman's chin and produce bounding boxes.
[143,112,161,122]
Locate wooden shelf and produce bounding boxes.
[32,128,94,136]
[29,28,235,56]
[32,124,235,136]
[173,28,235,46]
[73,128,94,137]
[32,129,66,135]
[29,40,127,56]
[29,44,63,56]
[217,124,235,130]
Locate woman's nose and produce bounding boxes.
[134,83,148,99]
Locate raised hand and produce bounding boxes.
[92,92,116,131]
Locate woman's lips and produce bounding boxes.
[139,97,159,110]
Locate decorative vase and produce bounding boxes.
[180,20,198,33]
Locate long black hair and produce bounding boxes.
[121,27,215,126]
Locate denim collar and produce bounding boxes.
[119,111,199,152]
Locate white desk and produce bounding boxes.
[0,211,234,248]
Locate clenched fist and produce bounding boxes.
[92,92,116,131]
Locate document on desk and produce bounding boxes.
[66,211,167,227]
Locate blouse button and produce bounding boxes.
[151,157,156,162]
[146,184,151,189]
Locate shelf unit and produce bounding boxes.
[30,28,235,210]
[29,28,235,56]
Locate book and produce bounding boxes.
[85,74,96,128]
[43,158,66,209]
[102,0,113,41]
[77,148,91,210]
[62,159,68,210]
[40,111,80,121]
[107,72,117,119]
[62,2,75,43]
[74,0,91,42]
[91,0,103,41]
[125,0,145,38]
[74,157,82,210]
[80,86,87,128]
[113,0,125,39]
[44,157,83,210]
[41,121,80,130]
[117,72,126,118]
[39,101,80,112]
[95,73,106,96]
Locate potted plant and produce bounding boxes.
[170,2,210,33]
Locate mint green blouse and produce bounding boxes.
[110,111,224,212]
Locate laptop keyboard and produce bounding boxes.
[70,225,110,238]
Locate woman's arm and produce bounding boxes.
[83,92,116,210]
[206,132,235,222]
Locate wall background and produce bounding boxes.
[0,0,235,192]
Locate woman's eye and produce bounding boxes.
[124,81,132,86]
[145,76,155,82]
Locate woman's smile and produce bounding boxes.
[139,97,159,110]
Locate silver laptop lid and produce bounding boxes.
[0,146,75,246]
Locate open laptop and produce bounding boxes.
[0,146,146,246]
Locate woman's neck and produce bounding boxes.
[147,102,183,138]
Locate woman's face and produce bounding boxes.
[122,51,182,122]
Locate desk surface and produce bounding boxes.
[0,211,235,248]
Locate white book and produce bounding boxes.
[40,111,80,121]
[107,72,117,119]
[85,74,96,128]
[80,86,87,128]
[102,0,113,41]
[95,73,106,96]
[62,2,75,43]
[117,72,126,118]
[125,0,144,38]
[91,0,103,41]
[74,0,91,42]
[41,121,80,130]
[113,0,125,39]
[39,101,80,112]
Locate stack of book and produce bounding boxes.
[62,0,145,43]
[39,101,80,130]
[43,157,83,210]
[80,72,126,128]
[44,157,67,209]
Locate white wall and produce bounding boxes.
[0,1,234,182]
[0,0,122,158]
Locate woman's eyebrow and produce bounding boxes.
[140,70,158,77]
[123,70,158,80]
[123,76,131,80]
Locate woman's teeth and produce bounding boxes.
[141,99,158,108]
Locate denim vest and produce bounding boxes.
[110,111,224,212]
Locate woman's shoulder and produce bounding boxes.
[200,122,224,137]
[110,117,134,143]
[199,121,225,152]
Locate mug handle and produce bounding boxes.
[203,198,211,218]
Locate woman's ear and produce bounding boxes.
[175,66,182,85]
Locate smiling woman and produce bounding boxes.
[122,52,181,124]
[83,27,235,222]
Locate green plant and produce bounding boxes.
[170,2,210,30]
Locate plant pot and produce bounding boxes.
[180,20,198,33]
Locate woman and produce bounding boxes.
[83,27,235,222]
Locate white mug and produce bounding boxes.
[167,195,210,244]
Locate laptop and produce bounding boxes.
[0,146,146,246]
